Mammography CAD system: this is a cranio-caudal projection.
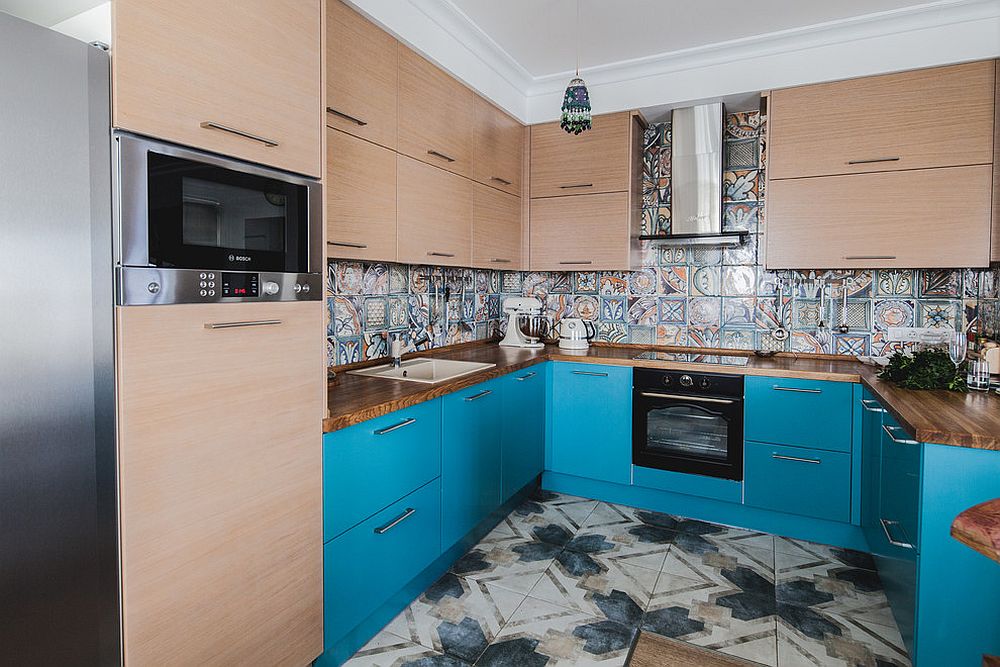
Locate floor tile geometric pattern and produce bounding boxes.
[344,490,911,667]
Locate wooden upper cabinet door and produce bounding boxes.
[326,128,397,262]
[326,0,397,149]
[398,47,474,178]
[769,61,996,180]
[473,96,523,195]
[397,156,472,266]
[992,59,1000,263]
[529,193,630,271]
[530,111,631,198]
[112,0,323,177]
[765,165,993,269]
[472,183,521,269]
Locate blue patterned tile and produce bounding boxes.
[627,297,658,325]
[657,297,687,325]
[600,296,627,323]
[873,299,915,331]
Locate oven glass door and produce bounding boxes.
[633,392,743,480]
[146,152,308,272]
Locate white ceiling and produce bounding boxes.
[447,0,937,78]
[0,0,104,26]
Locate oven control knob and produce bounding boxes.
[661,375,672,387]
[262,280,280,296]
[679,374,694,387]
[699,377,711,390]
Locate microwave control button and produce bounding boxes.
[199,272,207,280]
[679,374,694,387]
[147,282,160,294]
[263,280,280,296]
[200,281,207,288]
[208,281,215,288]
[208,273,216,280]
[199,289,207,297]
[301,283,310,293]
[293,283,302,294]
[208,290,216,297]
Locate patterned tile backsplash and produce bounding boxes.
[327,111,1000,367]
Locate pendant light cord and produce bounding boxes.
[575,0,580,76]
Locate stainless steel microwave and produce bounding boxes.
[113,132,323,305]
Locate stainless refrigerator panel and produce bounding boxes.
[0,13,116,666]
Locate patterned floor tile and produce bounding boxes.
[563,517,674,572]
[343,629,472,667]
[449,538,561,595]
[775,551,896,630]
[385,573,525,663]
[662,531,775,584]
[479,596,637,667]
[493,493,599,546]
[526,551,658,628]
[643,570,778,666]
[773,536,876,571]
[776,604,910,667]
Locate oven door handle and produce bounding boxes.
[638,391,736,405]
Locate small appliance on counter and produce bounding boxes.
[557,317,596,351]
[499,297,549,349]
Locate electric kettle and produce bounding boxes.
[557,318,597,351]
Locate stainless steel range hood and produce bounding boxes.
[642,102,746,247]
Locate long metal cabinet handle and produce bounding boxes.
[772,453,821,465]
[640,391,735,405]
[860,398,886,413]
[428,251,456,258]
[847,157,900,165]
[572,370,608,377]
[328,240,369,249]
[772,385,821,394]
[490,258,512,264]
[374,508,416,534]
[882,424,919,445]
[374,418,417,436]
[427,149,456,163]
[204,319,282,330]
[880,518,915,549]
[559,183,593,189]
[465,389,493,402]
[516,372,537,381]
[200,121,278,147]
[491,176,512,185]
[844,255,897,260]
[559,260,593,265]
[326,107,368,126]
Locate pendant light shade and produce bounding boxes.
[560,77,592,135]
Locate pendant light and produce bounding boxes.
[560,0,591,135]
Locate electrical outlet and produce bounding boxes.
[887,327,951,344]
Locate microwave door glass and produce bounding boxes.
[181,177,286,253]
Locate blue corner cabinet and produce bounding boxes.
[860,392,1000,665]
[549,362,632,484]
[500,367,545,502]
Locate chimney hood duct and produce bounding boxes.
[641,102,747,247]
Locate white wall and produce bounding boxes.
[50,1,110,45]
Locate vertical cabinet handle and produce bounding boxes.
[374,418,417,436]
[374,508,416,534]
[880,518,915,549]
[200,121,278,147]
[465,389,493,402]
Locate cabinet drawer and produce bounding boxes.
[879,412,922,552]
[745,442,851,522]
[745,376,852,452]
[324,479,441,644]
[323,399,441,541]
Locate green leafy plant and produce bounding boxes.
[878,349,967,391]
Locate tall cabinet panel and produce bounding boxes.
[325,0,397,149]
[112,0,323,177]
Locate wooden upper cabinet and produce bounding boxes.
[530,111,631,198]
[398,47,474,178]
[112,0,323,177]
[473,97,523,195]
[472,183,521,270]
[769,61,996,180]
[326,128,397,262]
[992,59,1000,263]
[397,155,472,266]
[326,0,397,149]
[530,192,631,271]
[766,165,993,269]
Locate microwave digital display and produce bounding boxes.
[222,272,259,298]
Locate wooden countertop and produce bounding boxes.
[951,498,1000,563]
[325,342,1000,451]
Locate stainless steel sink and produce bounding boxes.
[348,358,496,384]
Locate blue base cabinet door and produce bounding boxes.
[441,379,502,549]
[745,376,853,452]
[500,366,545,501]
[549,363,632,485]
[744,441,851,522]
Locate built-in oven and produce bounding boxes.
[632,368,744,480]
[113,132,323,305]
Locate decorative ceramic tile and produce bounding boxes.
[917,300,960,329]
[790,331,826,354]
[722,297,755,327]
[629,326,655,345]
[656,324,688,347]
[550,272,572,294]
[486,494,599,547]
[480,596,637,667]
[657,297,687,325]
[335,262,366,294]
[600,296,627,323]
[690,267,721,296]
[628,268,657,295]
[333,296,363,336]
[722,266,756,296]
[627,297,658,325]
[723,170,759,202]
[573,295,600,321]
[659,247,686,266]
[364,296,388,329]
[573,271,598,294]
[726,111,760,139]
[776,604,910,667]
[688,297,722,327]
[722,233,757,266]
[363,263,389,295]
[792,299,820,329]
[833,333,870,356]
[449,539,561,597]
[873,299,915,331]
[597,323,628,344]
[831,299,871,331]
[599,272,629,296]
[688,248,724,269]
[721,328,754,350]
[336,337,362,365]
[657,266,688,296]
[722,202,759,233]
[919,269,961,298]
[725,139,759,170]
[688,326,721,348]
[343,629,472,667]
[876,270,915,297]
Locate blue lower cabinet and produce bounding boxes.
[744,441,851,523]
[549,362,632,484]
[441,379,502,549]
[323,399,441,541]
[745,376,853,452]
[859,389,886,552]
[500,365,545,501]
[323,479,442,649]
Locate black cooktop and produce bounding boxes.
[632,351,751,367]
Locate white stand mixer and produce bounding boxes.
[499,297,547,349]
